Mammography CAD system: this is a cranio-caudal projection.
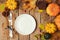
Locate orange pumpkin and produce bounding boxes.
[54,15,60,30]
[46,3,60,16]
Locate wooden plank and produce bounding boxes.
[18,9,30,40]
[0,0,6,3]
[0,13,10,40]
[41,11,52,24]
[0,0,10,40]
[30,8,40,40]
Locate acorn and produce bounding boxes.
[44,33,51,39]
[36,1,48,10]
[2,8,10,17]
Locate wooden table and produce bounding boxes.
[0,0,60,40]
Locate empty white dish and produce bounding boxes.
[14,14,36,35]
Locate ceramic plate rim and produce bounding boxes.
[14,14,36,35]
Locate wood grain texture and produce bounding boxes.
[29,9,40,40]
[0,0,9,40]
[41,11,52,24]
[0,0,6,3]
[0,13,9,40]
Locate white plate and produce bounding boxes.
[14,14,36,35]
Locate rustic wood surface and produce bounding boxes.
[0,0,60,40]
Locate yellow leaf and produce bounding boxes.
[38,10,44,13]
[0,4,5,12]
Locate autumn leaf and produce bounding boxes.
[39,24,45,30]
[0,4,5,12]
